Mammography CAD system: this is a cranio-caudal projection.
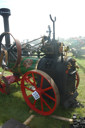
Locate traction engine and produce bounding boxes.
[0,8,79,116]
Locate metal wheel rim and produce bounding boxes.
[21,69,60,116]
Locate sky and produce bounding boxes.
[0,0,85,41]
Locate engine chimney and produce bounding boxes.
[0,8,11,48]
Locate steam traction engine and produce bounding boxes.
[0,8,79,116]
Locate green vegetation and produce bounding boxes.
[0,56,85,128]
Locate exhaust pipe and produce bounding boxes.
[0,8,11,48]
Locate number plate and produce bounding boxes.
[32,91,40,100]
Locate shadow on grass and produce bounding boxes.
[0,84,32,125]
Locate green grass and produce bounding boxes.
[0,57,85,128]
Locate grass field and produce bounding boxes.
[0,56,85,128]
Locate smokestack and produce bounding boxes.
[0,8,11,48]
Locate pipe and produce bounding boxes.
[50,14,56,41]
[0,8,11,48]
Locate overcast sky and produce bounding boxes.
[0,0,85,41]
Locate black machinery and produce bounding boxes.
[37,15,79,108]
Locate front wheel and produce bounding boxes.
[21,69,60,116]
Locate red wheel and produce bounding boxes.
[21,70,60,116]
[0,76,10,94]
[75,72,80,89]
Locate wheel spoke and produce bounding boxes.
[27,94,32,98]
[32,73,37,88]
[25,77,35,87]
[41,96,52,110]
[24,86,34,92]
[8,43,16,50]
[40,76,44,88]
[40,97,44,111]
[25,76,31,82]
[10,50,17,59]
[43,86,52,91]
[43,92,56,102]
[33,100,36,106]
[9,52,17,61]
